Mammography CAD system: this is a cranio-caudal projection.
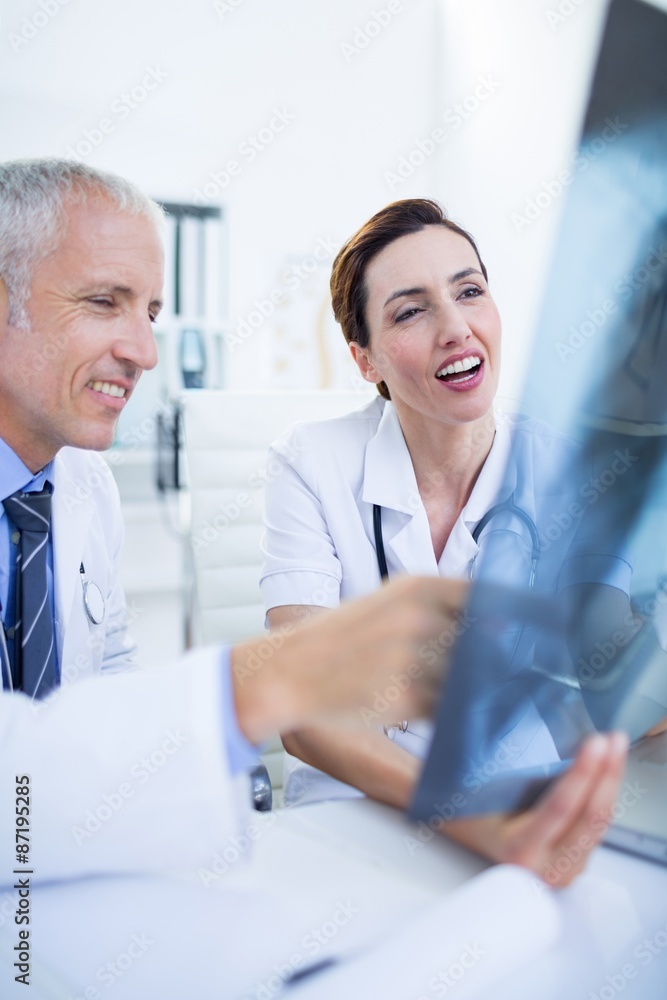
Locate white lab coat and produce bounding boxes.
[261,397,513,608]
[1,450,249,885]
[51,447,137,681]
[0,646,249,884]
[260,398,632,803]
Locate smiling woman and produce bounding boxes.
[257,197,633,883]
[261,199,507,633]
[339,211,502,565]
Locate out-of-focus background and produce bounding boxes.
[0,0,613,663]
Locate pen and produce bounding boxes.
[283,956,339,987]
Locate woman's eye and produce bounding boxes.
[460,286,484,300]
[396,307,423,323]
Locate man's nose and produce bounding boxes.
[113,315,159,372]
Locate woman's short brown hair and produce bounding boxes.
[330,198,487,400]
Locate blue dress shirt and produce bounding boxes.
[1,436,258,776]
[0,436,57,686]
[220,649,263,775]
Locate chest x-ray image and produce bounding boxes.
[413,0,667,820]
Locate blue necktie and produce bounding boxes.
[2,487,57,698]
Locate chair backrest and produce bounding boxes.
[180,389,372,646]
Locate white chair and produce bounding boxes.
[179,389,372,792]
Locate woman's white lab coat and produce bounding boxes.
[260,397,631,803]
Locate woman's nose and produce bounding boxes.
[436,301,472,346]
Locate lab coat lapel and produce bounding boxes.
[462,412,516,528]
[442,412,517,575]
[52,453,94,660]
[361,403,438,576]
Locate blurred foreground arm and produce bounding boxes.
[233,576,467,743]
[0,577,466,884]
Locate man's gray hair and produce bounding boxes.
[0,158,165,329]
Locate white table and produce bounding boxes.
[1,798,665,999]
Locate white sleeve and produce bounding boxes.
[260,430,342,612]
[0,647,250,885]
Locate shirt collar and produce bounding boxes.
[361,401,421,514]
[0,435,54,501]
[361,401,516,519]
[461,408,516,527]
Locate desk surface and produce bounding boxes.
[1,797,665,1000]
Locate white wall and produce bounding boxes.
[431,0,610,408]
[0,0,616,660]
[0,0,614,402]
[0,0,441,396]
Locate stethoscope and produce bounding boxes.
[373,493,540,738]
[79,562,106,626]
[373,492,541,585]
[0,564,105,694]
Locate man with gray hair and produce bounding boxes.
[0,158,474,883]
[0,158,164,697]
[0,158,627,902]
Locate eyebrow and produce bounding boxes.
[382,268,484,308]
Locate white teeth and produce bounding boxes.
[87,381,126,398]
[436,355,482,378]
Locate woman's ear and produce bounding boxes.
[349,342,381,383]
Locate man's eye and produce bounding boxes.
[89,297,113,308]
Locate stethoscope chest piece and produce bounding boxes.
[82,579,105,625]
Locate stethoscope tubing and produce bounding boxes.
[372,493,541,680]
[372,492,540,584]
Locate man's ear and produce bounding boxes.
[349,341,381,384]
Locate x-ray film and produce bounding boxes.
[412,0,667,820]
